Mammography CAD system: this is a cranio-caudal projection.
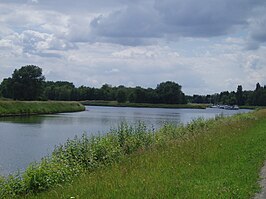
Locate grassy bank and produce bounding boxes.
[81,100,208,109]
[1,110,266,198]
[0,101,85,117]
[239,105,266,110]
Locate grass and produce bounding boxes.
[239,105,266,110]
[81,100,208,109]
[1,110,266,198]
[0,101,85,117]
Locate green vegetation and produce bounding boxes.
[43,81,186,104]
[1,65,266,107]
[188,83,266,106]
[81,100,208,109]
[239,105,266,110]
[1,110,266,198]
[0,65,45,100]
[0,101,85,117]
[0,65,187,104]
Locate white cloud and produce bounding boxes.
[0,0,266,95]
[246,10,266,50]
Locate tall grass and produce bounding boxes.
[0,101,85,117]
[0,111,257,198]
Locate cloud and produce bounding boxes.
[0,0,266,95]
[246,7,266,50]
[112,47,159,58]
[89,3,160,45]
[20,30,76,52]
[0,3,76,58]
[154,0,252,36]
[1,0,266,47]
[86,0,265,45]
[28,0,38,4]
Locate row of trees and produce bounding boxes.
[1,65,266,106]
[43,81,186,104]
[187,84,266,106]
[0,65,186,104]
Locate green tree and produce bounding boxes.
[0,65,45,100]
[11,65,45,100]
[128,91,136,103]
[256,83,261,91]
[156,81,186,104]
[100,84,114,100]
[0,78,13,99]
[134,87,146,103]
[236,85,244,105]
[116,89,127,103]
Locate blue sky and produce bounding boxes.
[0,0,266,95]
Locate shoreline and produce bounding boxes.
[81,100,208,109]
[0,101,85,117]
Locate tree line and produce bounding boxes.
[1,65,266,106]
[0,65,186,104]
[187,83,266,106]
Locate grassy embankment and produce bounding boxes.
[0,101,85,117]
[1,110,266,198]
[239,105,266,110]
[81,100,208,109]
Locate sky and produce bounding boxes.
[0,0,266,95]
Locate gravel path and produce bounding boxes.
[254,161,266,199]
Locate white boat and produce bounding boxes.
[224,105,239,110]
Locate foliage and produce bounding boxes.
[0,65,45,100]
[156,81,186,104]
[116,89,127,103]
[236,85,244,105]
[0,78,13,99]
[187,83,266,106]
[1,66,266,106]
[0,122,153,197]
[40,81,188,104]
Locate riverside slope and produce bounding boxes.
[10,109,266,198]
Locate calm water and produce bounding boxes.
[0,106,250,175]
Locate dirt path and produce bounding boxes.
[254,161,266,199]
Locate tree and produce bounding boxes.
[0,78,13,99]
[156,81,186,104]
[116,89,127,103]
[236,85,244,105]
[134,87,146,103]
[256,83,261,91]
[11,65,45,100]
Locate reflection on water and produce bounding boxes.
[0,106,250,175]
[0,115,46,124]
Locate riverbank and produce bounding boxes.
[0,101,85,117]
[239,105,266,110]
[81,100,208,109]
[1,109,266,198]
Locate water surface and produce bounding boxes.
[0,106,250,175]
